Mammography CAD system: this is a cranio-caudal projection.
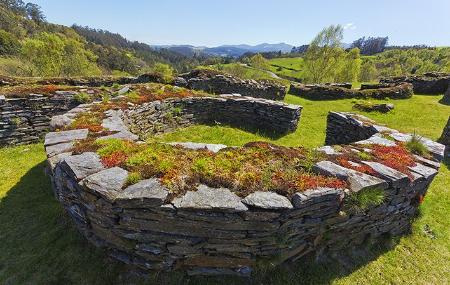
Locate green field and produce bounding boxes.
[0,94,449,284]
[267,57,304,80]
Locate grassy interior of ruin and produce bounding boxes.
[0,92,449,284]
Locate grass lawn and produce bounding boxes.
[267,57,304,80]
[0,94,449,284]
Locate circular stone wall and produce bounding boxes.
[45,100,444,276]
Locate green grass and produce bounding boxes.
[267,57,304,80]
[1,94,449,284]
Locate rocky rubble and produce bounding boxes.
[175,69,288,100]
[44,107,444,276]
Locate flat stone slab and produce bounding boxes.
[389,132,445,160]
[44,129,89,146]
[292,188,344,208]
[172,184,248,212]
[408,163,438,180]
[96,130,139,141]
[313,161,388,192]
[355,134,396,147]
[242,191,293,210]
[317,146,341,155]
[102,110,128,132]
[82,167,128,201]
[168,142,228,153]
[47,152,72,171]
[361,161,409,188]
[45,142,74,157]
[413,155,441,169]
[116,178,169,207]
[60,152,105,180]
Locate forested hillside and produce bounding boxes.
[0,0,204,77]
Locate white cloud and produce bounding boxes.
[343,23,356,30]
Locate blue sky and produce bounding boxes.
[33,0,450,47]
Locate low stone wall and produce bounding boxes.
[0,94,79,146]
[44,112,444,276]
[381,72,450,94]
[439,116,450,157]
[0,73,165,87]
[124,95,302,138]
[325,111,445,160]
[176,69,288,100]
[289,82,413,100]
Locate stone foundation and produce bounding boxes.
[381,72,450,94]
[44,107,444,276]
[124,95,302,138]
[0,94,79,146]
[289,83,413,100]
[438,116,450,157]
[176,69,288,100]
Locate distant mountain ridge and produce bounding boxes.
[152,43,294,57]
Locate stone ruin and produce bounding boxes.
[439,116,450,157]
[381,72,450,95]
[289,82,413,100]
[0,72,290,146]
[175,69,288,100]
[43,91,445,276]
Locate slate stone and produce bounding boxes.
[408,163,438,180]
[361,161,409,188]
[49,115,74,130]
[116,178,169,207]
[44,129,89,146]
[82,167,128,202]
[355,134,396,146]
[292,188,344,208]
[61,152,105,180]
[313,161,387,192]
[117,86,130,95]
[45,142,74,157]
[317,146,341,155]
[168,142,228,153]
[172,184,248,212]
[413,155,441,169]
[47,152,72,171]
[96,130,139,141]
[242,191,293,210]
[102,110,128,132]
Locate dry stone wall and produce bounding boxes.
[381,72,450,94]
[44,107,444,276]
[0,93,79,146]
[439,116,450,157]
[289,82,413,100]
[124,95,302,138]
[176,70,288,100]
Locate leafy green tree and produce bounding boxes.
[249,53,269,70]
[359,59,378,82]
[152,63,174,82]
[337,48,361,83]
[303,25,346,83]
[21,32,100,76]
[0,29,20,55]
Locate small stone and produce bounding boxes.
[49,115,74,130]
[116,178,169,207]
[44,129,89,146]
[172,184,248,212]
[45,142,74,157]
[61,152,105,180]
[242,191,293,210]
[82,167,128,201]
[117,86,130,95]
[168,142,228,153]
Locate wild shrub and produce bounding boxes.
[346,187,385,213]
[406,133,428,156]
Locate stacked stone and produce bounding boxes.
[381,72,450,94]
[438,116,450,157]
[325,112,446,161]
[0,93,79,146]
[176,70,288,100]
[289,82,413,100]
[44,106,445,276]
[44,127,443,276]
[124,95,302,138]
